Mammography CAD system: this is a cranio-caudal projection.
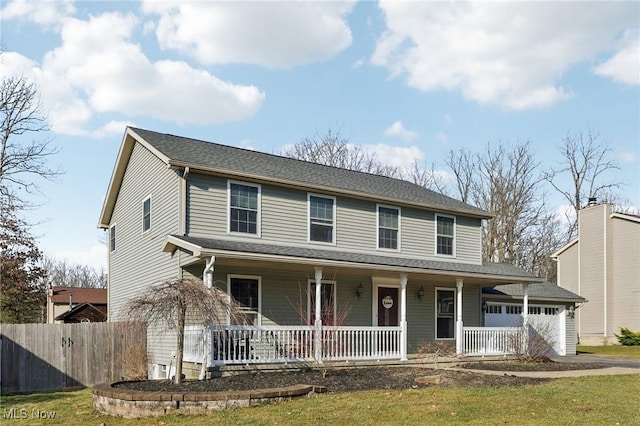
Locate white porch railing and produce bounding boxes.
[184,325,402,366]
[463,326,522,356]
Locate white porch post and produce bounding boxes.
[523,283,530,355]
[455,278,464,355]
[400,274,408,361]
[314,266,323,364]
[199,256,215,380]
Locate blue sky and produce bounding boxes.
[1,1,638,271]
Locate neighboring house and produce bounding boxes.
[482,282,585,356]
[46,286,107,324]
[99,127,557,378]
[553,201,640,345]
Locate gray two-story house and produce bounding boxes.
[99,127,553,378]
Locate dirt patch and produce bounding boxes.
[114,366,550,393]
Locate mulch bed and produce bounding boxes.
[460,360,608,372]
[114,364,562,393]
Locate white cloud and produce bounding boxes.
[384,120,418,142]
[0,0,74,28]
[90,121,136,139]
[142,1,355,69]
[619,151,638,163]
[372,2,638,110]
[3,11,265,135]
[435,131,447,142]
[363,143,424,169]
[594,31,640,86]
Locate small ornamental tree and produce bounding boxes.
[127,278,244,384]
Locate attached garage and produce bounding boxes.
[482,282,586,356]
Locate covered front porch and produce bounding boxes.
[165,235,540,368]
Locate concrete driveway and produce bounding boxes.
[550,353,640,369]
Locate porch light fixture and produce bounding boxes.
[356,283,364,299]
[417,286,425,301]
[482,301,488,313]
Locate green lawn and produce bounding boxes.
[577,344,640,359]
[2,375,639,425]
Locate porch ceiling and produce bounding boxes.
[165,235,542,286]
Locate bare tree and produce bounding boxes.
[40,254,107,288]
[544,129,622,239]
[404,159,448,194]
[0,74,60,208]
[127,278,243,384]
[283,129,400,177]
[444,148,476,203]
[445,142,556,276]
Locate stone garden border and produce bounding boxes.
[92,382,326,418]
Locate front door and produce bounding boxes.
[377,287,399,326]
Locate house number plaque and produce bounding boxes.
[382,295,394,309]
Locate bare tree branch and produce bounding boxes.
[126,278,244,384]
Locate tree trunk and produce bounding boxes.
[174,302,187,384]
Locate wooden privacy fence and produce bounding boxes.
[1,322,146,394]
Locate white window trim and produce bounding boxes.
[109,224,116,253]
[227,180,261,238]
[307,193,337,245]
[435,287,456,340]
[306,279,337,325]
[142,195,152,234]
[376,204,401,252]
[435,213,456,257]
[227,275,262,326]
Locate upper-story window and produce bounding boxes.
[228,181,260,235]
[308,194,335,243]
[436,214,455,256]
[142,196,151,232]
[109,224,116,252]
[378,205,400,250]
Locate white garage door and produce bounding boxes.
[484,303,566,356]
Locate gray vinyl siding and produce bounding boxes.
[566,312,578,355]
[577,206,606,340]
[610,216,640,335]
[108,142,180,367]
[558,243,579,295]
[186,172,482,263]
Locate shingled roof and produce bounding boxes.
[128,127,491,218]
[165,235,542,284]
[483,282,586,302]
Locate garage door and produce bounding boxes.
[484,303,565,356]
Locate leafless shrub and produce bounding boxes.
[417,340,455,370]
[126,278,244,384]
[507,320,556,363]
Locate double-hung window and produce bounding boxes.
[308,194,335,243]
[142,196,151,232]
[436,214,455,256]
[229,182,260,235]
[229,276,260,325]
[378,205,399,250]
[436,288,455,339]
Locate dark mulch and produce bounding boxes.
[114,366,551,393]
